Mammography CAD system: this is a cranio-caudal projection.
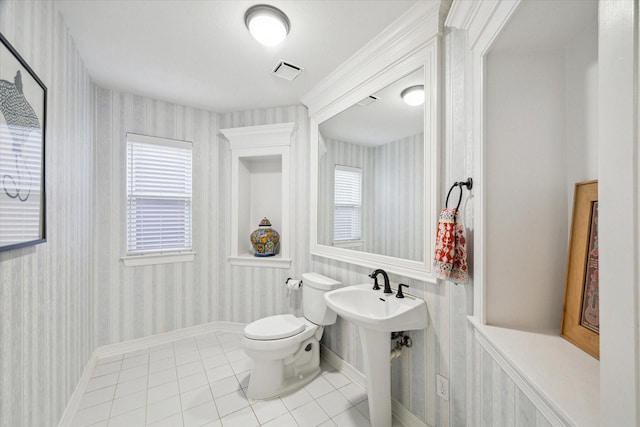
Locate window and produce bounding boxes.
[333,165,362,241]
[126,134,192,256]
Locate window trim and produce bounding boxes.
[123,133,194,265]
[121,251,195,267]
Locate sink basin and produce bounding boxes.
[324,284,428,332]
[324,283,429,427]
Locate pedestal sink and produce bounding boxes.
[324,284,428,427]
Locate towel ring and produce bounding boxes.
[445,184,463,211]
[445,178,473,211]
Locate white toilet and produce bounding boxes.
[242,272,342,399]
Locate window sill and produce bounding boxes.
[333,240,364,249]
[121,251,195,267]
[468,316,599,427]
[228,253,291,268]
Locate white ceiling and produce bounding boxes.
[319,68,425,146]
[55,0,418,113]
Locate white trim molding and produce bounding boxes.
[220,122,296,150]
[121,251,195,267]
[220,123,295,268]
[303,1,442,283]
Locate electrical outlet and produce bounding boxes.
[436,374,449,401]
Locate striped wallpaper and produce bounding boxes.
[93,89,220,345]
[0,3,560,427]
[372,133,424,261]
[318,134,424,262]
[0,1,94,426]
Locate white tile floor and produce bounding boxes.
[70,329,399,427]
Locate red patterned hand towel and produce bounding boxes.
[433,208,469,283]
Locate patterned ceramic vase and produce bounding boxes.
[250,217,280,257]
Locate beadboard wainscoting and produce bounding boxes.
[0,1,94,426]
[471,338,555,427]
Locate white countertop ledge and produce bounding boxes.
[468,316,599,427]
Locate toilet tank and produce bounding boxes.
[302,272,342,325]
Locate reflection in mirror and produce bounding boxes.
[317,68,424,261]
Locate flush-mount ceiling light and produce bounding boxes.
[244,4,290,47]
[401,85,425,106]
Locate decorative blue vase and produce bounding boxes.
[250,217,280,257]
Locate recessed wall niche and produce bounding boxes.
[220,122,295,268]
[484,0,598,333]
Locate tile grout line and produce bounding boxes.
[74,329,372,427]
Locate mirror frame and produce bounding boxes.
[302,2,441,282]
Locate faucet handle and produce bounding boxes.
[396,283,409,298]
[369,271,380,290]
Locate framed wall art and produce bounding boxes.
[0,32,47,252]
[561,180,598,359]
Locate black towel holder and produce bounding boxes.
[445,178,473,211]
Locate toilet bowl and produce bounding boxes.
[242,273,342,399]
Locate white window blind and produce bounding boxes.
[0,125,43,247]
[334,165,362,241]
[126,134,192,255]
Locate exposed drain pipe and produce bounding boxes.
[390,331,413,361]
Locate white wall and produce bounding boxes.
[597,1,639,424]
[0,1,94,425]
[566,23,598,212]
[485,48,569,332]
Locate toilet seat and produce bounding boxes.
[244,314,306,340]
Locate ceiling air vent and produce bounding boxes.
[272,60,302,81]
[357,95,379,107]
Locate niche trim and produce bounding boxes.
[220,122,295,268]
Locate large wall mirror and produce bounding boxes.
[302,3,441,281]
[317,68,425,261]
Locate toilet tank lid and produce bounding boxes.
[301,272,342,291]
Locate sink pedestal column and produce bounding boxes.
[359,328,392,427]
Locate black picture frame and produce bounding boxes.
[0,32,47,252]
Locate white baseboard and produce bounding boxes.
[94,321,244,358]
[57,353,98,427]
[58,321,245,426]
[320,344,429,427]
[60,322,428,427]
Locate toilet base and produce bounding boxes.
[246,337,321,400]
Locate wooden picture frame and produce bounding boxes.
[0,32,47,252]
[561,180,599,359]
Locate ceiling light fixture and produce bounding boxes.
[401,85,425,106]
[244,4,290,47]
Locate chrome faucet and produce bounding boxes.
[369,269,392,294]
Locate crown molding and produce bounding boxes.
[301,1,441,118]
